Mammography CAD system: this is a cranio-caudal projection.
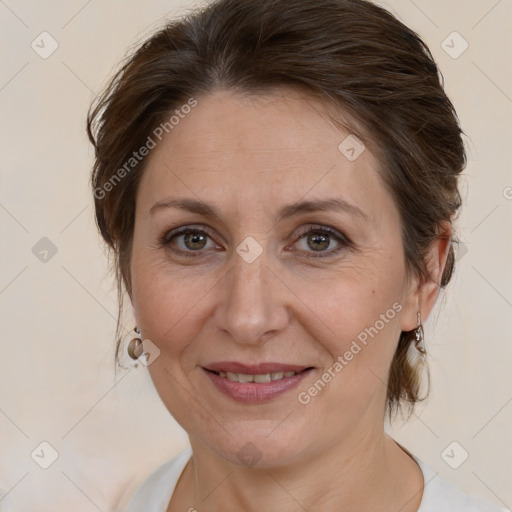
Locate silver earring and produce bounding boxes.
[127,326,143,360]
[415,312,426,353]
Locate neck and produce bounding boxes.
[176,426,424,512]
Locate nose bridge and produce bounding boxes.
[214,242,287,345]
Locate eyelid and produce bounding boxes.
[294,224,350,244]
[160,224,215,244]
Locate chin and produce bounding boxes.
[201,425,312,470]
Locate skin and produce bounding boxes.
[129,88,451,512]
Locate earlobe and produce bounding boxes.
[400,276,421,333]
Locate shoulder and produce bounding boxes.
[415,456,509,512]
[124,445,193,512]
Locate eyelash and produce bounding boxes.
[157,224,350,259]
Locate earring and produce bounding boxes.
[414,312,426,354]
[127,326,143,360]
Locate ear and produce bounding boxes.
[400,222,452,332]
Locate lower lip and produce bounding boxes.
[202,367,314,403]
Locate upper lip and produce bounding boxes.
[203,361,313,374]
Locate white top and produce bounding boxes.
[125,444,509,512]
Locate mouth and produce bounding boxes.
[201,362,315,403]
[202,361,314,380]
[203,367,314,383]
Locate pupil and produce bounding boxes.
[309,233,328,251]
[185,232,206,250]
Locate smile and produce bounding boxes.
[202,367,314,403]
[211,369,301,382]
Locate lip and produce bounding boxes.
[203,361,311,374]
[201,366,314,403]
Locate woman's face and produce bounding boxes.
[130,88,421,467]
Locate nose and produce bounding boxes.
[212,245,290,347]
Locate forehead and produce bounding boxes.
[137,88,392,224]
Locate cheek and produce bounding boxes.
[130,251,219,360]
[293,273,405,431]
[131,247,406,345]
[301,252,404,337]
[295,256,406,400]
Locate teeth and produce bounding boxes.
[254,374,271,383]
[219,371,298,382]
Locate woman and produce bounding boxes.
[87,0,507,510]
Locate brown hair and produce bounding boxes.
[87,0,466,417]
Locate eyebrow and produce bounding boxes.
[149,196,368,222]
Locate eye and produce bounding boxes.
[158,225,220,258]
[158,224,350,259]
[292,225,348,258]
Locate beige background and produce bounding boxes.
[1,0,511,511]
